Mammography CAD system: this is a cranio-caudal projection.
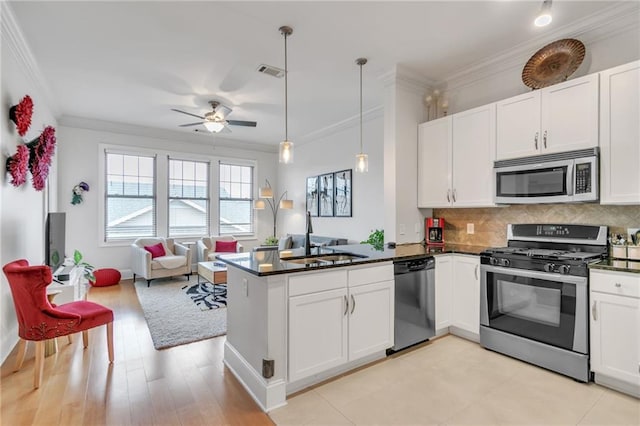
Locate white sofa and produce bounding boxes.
[197,236,244,263]
[131,237,192,287]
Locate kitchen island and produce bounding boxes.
[217,243,487,411]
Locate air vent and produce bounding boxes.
[257,64,285,78]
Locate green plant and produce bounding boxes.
[73,249,95,281]
[361,229,384,250]
[263,236,279,246]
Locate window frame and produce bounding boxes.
[218,161,255,236]
[167,156,211,238]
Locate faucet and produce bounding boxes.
[305,211,314,256]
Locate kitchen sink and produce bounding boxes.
[282,253,367,265]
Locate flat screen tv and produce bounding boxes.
[46,212,65,271]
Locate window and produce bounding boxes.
[219,163,253,235]
[168,158,209,237]
[105,152,156,241]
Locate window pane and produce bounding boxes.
[194,181,207,198]
[107,175,124,195]
[183,162,195,180]
[195,163,207,180]
[107,154,123,175]
[219,163,254,235]
[169,199,208,237]
[241,183,251,199]
[106,197,155,239]
[123,156,138,174]
[183,180,196,198]
[170,160,182,179]
[219,200,252,234]
[169,179,182,197]
[139,157,154,177]
[220,164,230,181]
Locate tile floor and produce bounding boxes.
[269,335,640,425]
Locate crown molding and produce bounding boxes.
[58,115,278,154]
[1,2,61,117]
[380,65,436,92]
[445,2,640,92]
[297,105,384,146]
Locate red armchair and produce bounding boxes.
[3,259,114,389]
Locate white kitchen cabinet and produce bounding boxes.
[418,117,451,207]
[451,255,480,338]
[599,60,640,204]
[589,269,640,397]
[418,104,495,208]
[288,264,394,383]
[435,254,480,340]
[435,255,453,334]
[348,280,394,360]
[289,288,348,382]
[496,74,599,160]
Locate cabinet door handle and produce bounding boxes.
[350,294,356,314]
[592,301,597,321]
[543,130,548,148]
[344,295,349,316]
[534,132,539,150]
[474,264,479,280]
[446,189,451,203]
[452,189,457,203]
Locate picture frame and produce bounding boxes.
[305,176,319,217]
[318,173,334,217]
[334,169,352,217]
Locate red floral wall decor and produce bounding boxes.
[26,126,56,191]
[9,95,34,137]
[5,144,30,187]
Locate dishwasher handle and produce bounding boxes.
[394,257,435,274]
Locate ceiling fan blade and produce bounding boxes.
[227,120,257,127]
[214,104,232,119]
[179,122,205,127]
[171,108,205,120]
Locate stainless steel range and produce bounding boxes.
[480,224,608,382]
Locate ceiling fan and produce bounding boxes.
[172,101,257,133]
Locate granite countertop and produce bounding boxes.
[217,242,489,276]
[589,258,640,274]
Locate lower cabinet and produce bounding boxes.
[435,254,480,339]
[288,265,394,383]
[589,269,640,397]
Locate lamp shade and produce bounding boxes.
[356,153,369,173]
[279,140,294,164]
[259,186,273,198]
[279,199,293,209]
[254,199,266,209]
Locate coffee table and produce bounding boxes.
[197,261,227,285]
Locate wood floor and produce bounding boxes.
[0,280,274,426]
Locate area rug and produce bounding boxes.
[134,278,226,350]
[182,282,227,311]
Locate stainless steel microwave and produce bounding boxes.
[494,148,598,204]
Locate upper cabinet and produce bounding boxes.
[418,104,496,208]
[599,60,640,205]
[496,74,599,160]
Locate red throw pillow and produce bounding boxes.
[144,242,166,259]
[215,240,238,253]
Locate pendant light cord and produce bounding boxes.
[284,30,289,141]
[359,61,363,154]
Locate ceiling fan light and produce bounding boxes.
[279,140,294,164]
[203,121,225,132]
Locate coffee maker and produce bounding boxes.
[425,218,445,246]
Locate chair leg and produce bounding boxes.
[82,330,89,348]
[106,322,114,363]
[133,273,136,282]
[14,339,27,372]
[185,273,190,281]
[147,279,151,287]
[67,334,72,345]
[34,341,44,389]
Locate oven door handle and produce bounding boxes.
[567,163,574,196]
[480,264,588,286]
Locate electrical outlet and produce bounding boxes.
[399,224,406,235]
[467,223,475,234]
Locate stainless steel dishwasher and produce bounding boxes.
[390,257,436,352]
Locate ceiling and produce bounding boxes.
[8,1,627,148]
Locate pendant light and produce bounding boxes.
[279,26,294,164]
[355,57,368,173]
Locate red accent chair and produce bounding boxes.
[3,259,114,389]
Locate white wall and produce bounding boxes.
[1,10,59,362]
[277,114,384,243]
[57,125,278,276]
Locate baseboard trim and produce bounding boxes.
[594,373,640,398]
[450,326,480,343]
[223,341,287,412]
[1,326,19,365]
